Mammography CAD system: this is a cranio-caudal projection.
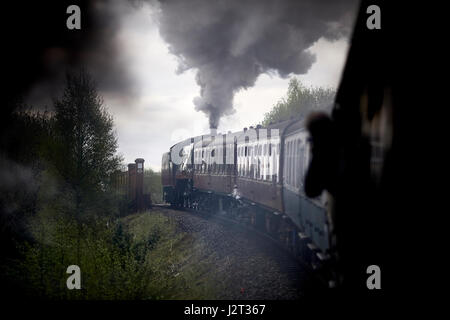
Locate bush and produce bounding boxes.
[7,211,155,299]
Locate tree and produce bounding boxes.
[52,70,122,219]
[262,78,335,126]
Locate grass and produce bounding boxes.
[122,210,222,299]
[4,207,223,300]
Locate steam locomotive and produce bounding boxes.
[161,118,332,273]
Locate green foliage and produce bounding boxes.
[4,211,220,299]
[10,213,153,299]
[0,70,132,299]
[52,70,122,221]
[123,212,220,299]
[262,78,335,126]
[1,109,53,165]
[0,111,56,258]
[2,71,204,300]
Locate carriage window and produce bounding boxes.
[293,140,297,188]
[290,141,294,186]
[286,142,290,185]
[284,143,288,185]
[290,142,294,187]
[286,142,289,185]
[299,145,304,187]
[246,158,250,177]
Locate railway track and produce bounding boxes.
[153,203,328,294]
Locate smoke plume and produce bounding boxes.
[4,0,140,111]
[156,0,358,128]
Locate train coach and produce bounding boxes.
[161,0,411,291]
[161,118,332,274]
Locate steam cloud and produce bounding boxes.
[5,0,357,127]
[156,0,358,128]
[4,1,140,110]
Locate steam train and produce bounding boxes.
[161,0,408,290]
[161,119,332,273]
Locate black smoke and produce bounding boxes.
[3,0,139,115]
[155,0,358,128]
[3,0,358,129]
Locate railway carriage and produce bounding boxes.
[160,0,406,288]
[282,120,330,254]
[161,118,332,272]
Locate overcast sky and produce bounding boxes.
[102,3,352,171]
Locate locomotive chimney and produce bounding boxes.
[210,128,217,136]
